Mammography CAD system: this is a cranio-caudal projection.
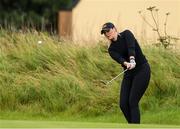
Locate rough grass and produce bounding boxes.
[0,30,180,125]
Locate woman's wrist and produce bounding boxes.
[129,56,135,60]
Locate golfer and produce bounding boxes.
[101,22,151,124]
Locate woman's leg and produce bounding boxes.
[120,75,133,123]
[129,63,151,123]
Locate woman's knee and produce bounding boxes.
[129,98,139,109]
[119,100,128,111]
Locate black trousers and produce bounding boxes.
[119,63,151,124]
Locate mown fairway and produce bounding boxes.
[1,120,180,128]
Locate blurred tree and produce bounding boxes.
[0,0,78,33]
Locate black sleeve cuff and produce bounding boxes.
[128,48,135,57]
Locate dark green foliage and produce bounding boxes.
[0,0,72,32]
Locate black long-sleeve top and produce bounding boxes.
[108,30,147,69]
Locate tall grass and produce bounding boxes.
[0,30,179,124]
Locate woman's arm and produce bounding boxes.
[124,30,136,59]
[108,48,126,65]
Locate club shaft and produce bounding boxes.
[106,69,128,85]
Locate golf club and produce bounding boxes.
[100,69,128,85]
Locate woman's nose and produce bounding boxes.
[106,35,113,40]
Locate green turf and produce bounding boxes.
[0,120,180,128]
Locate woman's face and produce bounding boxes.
[104,28,117,41]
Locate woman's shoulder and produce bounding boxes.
[120,29,135,39]
[120,29,133,35]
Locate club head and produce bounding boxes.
[100,80,111,86]
[100,80,108,85]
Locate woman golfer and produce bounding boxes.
[101,22,151,124]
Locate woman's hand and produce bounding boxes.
[123,60,136,70]
[129,58,136,69]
